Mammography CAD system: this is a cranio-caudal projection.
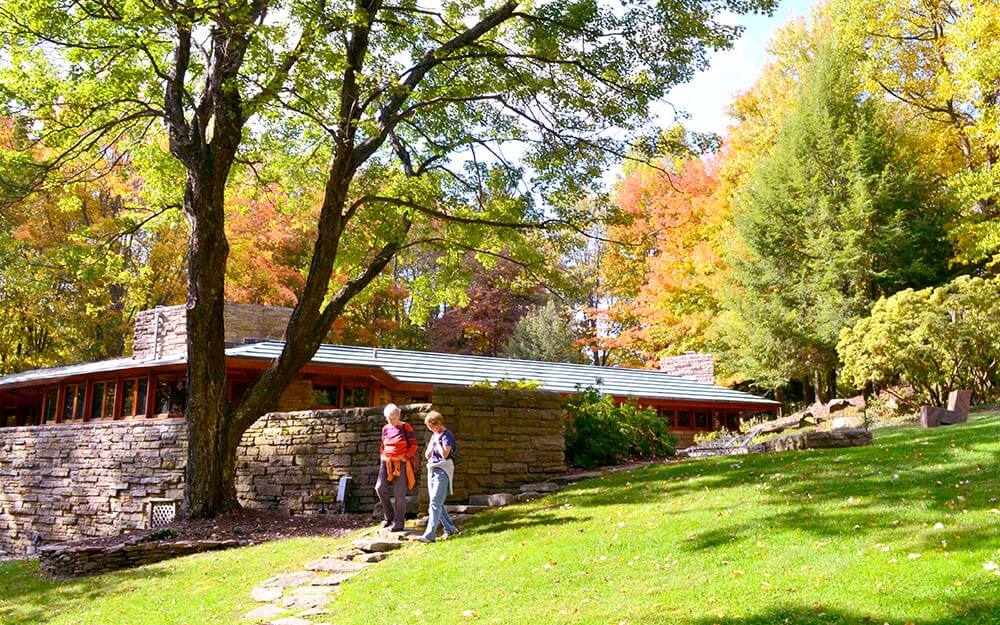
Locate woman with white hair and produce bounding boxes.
[374,403,418,531]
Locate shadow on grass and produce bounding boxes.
[466,507,591,535]
[0,559,170,625]
[557,412,1000,554]
[672,601,1000,625]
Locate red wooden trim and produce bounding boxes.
[54,386,65,423]
[113,377,124,420]
[83,381,94,421]
[144,373,156,418]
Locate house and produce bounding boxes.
[0,303,779,443]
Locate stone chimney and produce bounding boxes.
[132,303,294,361]
[660,352,715,385]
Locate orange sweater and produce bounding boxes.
[381,422,417,489]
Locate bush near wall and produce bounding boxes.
[563,388,676,469]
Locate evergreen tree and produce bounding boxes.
[726,44,953,399]
[505,301,586,363]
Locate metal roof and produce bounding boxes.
[0,356,186,388]
[227,341,779,407]
[0,341,778,408]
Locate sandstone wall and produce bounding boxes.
[236,404,431,515]
[132,302,293,360]
[433,386,565,500]
[236,387,565,514]
[0,419,187,555]
[1,387,566,555]
[133,305,188,360]
[659,352,715,385]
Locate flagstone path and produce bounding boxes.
[242,464,653,624]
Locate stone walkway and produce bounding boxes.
[241,477,586,624]
[242,466,660,624]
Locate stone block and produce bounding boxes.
[468,493,516,507]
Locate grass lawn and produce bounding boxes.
[4,413,1000,625]
[0,536,351,625]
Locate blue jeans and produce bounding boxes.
[422,466,458,540]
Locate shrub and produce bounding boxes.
[470,378,542,390]
[693,428,733,445]
[618,402,677,457]
[563,387,676,468]
[838,275,1000,410]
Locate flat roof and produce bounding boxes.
[0,342,778,408]
[228,342,779,407]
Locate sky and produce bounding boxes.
[657,0,817,136]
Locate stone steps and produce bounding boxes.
[244,474,601,624]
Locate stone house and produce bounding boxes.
[0,303,778,555]
[0,302,778,439]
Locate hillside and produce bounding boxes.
[2,413,999,625]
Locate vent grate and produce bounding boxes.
[149,499,177,528]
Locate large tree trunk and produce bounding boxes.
[183,172,239,518]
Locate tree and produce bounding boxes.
[0,119,186,373]
[0,0,778,517]
[604,129,728,365]
[428,256,543,356]
[836,0,1000,268]
[727,43,953,399]
[505,300,585,363]
[839,276,1000,409]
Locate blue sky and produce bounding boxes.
[656,0,817,136]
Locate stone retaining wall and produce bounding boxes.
[38,538,245,577]
[749,428,873,453]
[235,404,432,515]
[0,419,187,555]
[236,386,566,513]
[1,387,566,556]
[433,387,565,500]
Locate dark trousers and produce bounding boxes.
[375,460,409,530]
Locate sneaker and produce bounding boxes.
[415,535,434,543]
[442,530,460,540]
[380,520,393,529]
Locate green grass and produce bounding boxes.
[4,413,1000,625]
[328,413,1000,625]
[0,536,351,625]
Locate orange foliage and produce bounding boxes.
[603,155,728,360]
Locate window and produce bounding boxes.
[674,410,692,429]
[25,404,41,426]
[121,378,149,417]
[42,388,57,424]
[343,386,369,408]
[154,378,187,415]
[312,384,340,407]
[61,384,86,421]
[694,411,709,430]
[2,408,15,428]
[658,409,676,427]
[90,381,116,419]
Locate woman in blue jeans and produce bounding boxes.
[417,411,459,542]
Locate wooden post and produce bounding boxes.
[83,382,94,421]
[145,374,157,417]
